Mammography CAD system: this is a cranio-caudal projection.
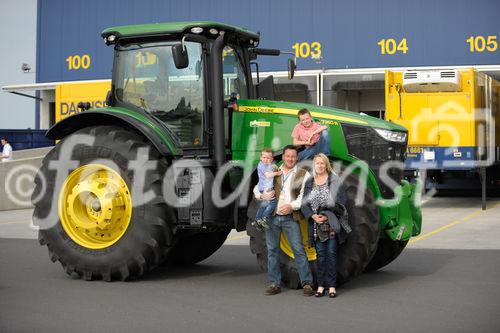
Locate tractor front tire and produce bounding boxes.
[336,173,380,283]
[32,126,174,281]
[364,238,408,272]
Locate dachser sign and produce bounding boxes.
[55,81,111,122]
[60,100,107,116]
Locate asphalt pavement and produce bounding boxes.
[1,197,500,333]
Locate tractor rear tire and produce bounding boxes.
[364,239,408,272]
[166,229,230,265]
[32,126,174,281]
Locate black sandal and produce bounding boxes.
[315,288,325,297]
[328,288,336,298]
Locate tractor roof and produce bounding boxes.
[102,21,259,43]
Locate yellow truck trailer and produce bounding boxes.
[385,68,500,190]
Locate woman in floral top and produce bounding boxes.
[301,153,341,298]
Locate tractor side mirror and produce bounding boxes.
[172,43,189,69]
[288,58,296,80]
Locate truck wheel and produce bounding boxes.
[166,229,230,265]
[247,172,379,287]
[364,239,408,272]
[32,126,173,281]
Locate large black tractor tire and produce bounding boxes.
[166,229,231,265]
[32,126,174,281]
[364,238,408,272]
[247,172,380,287]
[336,173,380,283]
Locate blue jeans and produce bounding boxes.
[315,237,337,288]
[265,214,313,287]
[298,130,331,161]
[255,198,277,221]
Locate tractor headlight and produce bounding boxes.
[374,128,407,143]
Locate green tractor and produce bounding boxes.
[32,21,422,283]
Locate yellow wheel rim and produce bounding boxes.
[280,218,317,261]
[58,164,132,249]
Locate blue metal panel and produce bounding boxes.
[37,0,500,83]
[0,130,54,151]
[404,147,489,170]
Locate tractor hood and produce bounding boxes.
[237,99,407,132]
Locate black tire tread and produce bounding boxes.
[33,125,173,281]
[336,173,380,283]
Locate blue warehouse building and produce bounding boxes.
[36,0,500,82]
[2,0,500,131]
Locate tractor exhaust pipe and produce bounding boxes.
[211,35,226,169]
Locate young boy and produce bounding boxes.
[252,148,281,231]
[292,108,331,161]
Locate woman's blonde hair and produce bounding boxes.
[312,153,333,176]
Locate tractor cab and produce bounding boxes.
[102,22,288,162]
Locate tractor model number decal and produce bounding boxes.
[320,120,339,126]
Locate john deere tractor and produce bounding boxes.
[32,21,421,283]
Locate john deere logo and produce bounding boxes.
[250,120,271,128]
[256,107,273,113]
[239,106,274,113]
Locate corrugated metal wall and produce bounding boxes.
[37,0,500,83]
[0,0,37,128]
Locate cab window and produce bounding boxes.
[115,41,205,147]
[222,46,248,99]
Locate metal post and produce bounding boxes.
[480,167,486,210]
[211,35,226,168]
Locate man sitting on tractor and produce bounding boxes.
[292,108,331,160]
